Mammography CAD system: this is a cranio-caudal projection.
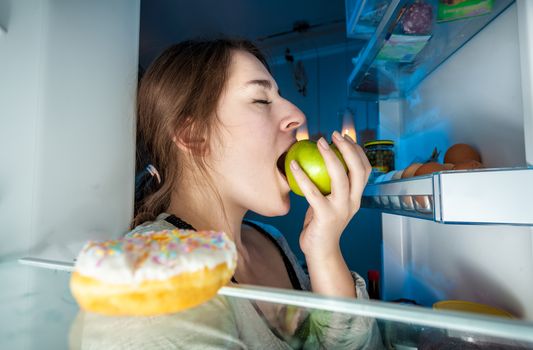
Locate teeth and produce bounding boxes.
[277,152,287,177]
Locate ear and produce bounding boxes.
[172,133,208,155]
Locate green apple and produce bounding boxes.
[284,140,348,196]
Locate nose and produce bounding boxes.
[280,100,306,133]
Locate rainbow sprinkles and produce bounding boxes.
[74,229,237,285]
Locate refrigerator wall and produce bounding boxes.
[0,1,140,348]
[380,2,533,320]
[0,0,140,262]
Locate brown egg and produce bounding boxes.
[400,163,422,210]
[401,163,423,178]
[414,162,445,177]
[444,144,482,164]
[411,162,444,210]
[453,160,484,170]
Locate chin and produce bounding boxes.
[274,194,291,216]
[255,194,291,217]
[275,204,291,216]
[261,208,290,217]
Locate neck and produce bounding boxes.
[166,181,248,258]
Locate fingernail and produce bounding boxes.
[290,160,299,170]
[333,131,343,141]
[318,137,329,149]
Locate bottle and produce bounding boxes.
[367,270,381,300]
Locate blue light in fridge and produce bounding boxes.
[398,128,451,169]
[400,66,430,97]
[394,100,452,169]
[405,90,422,109]
[404,267,449,307]
[383,243,449,305]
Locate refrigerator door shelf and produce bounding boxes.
[345,0,405,40]
[347,0,515,99]
[362,167,533,225]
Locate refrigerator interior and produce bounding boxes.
[2,0,533,348]
[373,1,533,320]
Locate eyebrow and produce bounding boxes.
[245,79,273,90]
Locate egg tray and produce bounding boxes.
[367,193,433,213]
[362,171,435,218]
[361,167,533,226]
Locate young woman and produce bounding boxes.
[130,38,381,349]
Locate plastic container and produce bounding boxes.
[433,300,514,318]
[431,300,520,347]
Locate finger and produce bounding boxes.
[351,140,372,181]
[331,132,369,202]
[317,136,349,199]
[289,160,328,208]
[345,134,372,173]
[341,133,372,178]
[348,144,372,201]
[331,131,367,176]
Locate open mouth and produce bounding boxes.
[277,152,287,178]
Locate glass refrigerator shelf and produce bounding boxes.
[347,0,515,99]
[4,262,533,348]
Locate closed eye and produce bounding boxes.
[253,99,272,105]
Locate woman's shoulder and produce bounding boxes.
[243,219,311,290]
[242,219,299,259]
[242,219,284,240]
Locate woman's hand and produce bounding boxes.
[290,130,371,259]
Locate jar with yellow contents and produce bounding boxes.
[364,140,395,177]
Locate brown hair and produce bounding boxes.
[132,38,269,228]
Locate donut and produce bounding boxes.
[70,229,237,316]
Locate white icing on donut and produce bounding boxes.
[74,230,237,284]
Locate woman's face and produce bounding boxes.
[209,50,306,217]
